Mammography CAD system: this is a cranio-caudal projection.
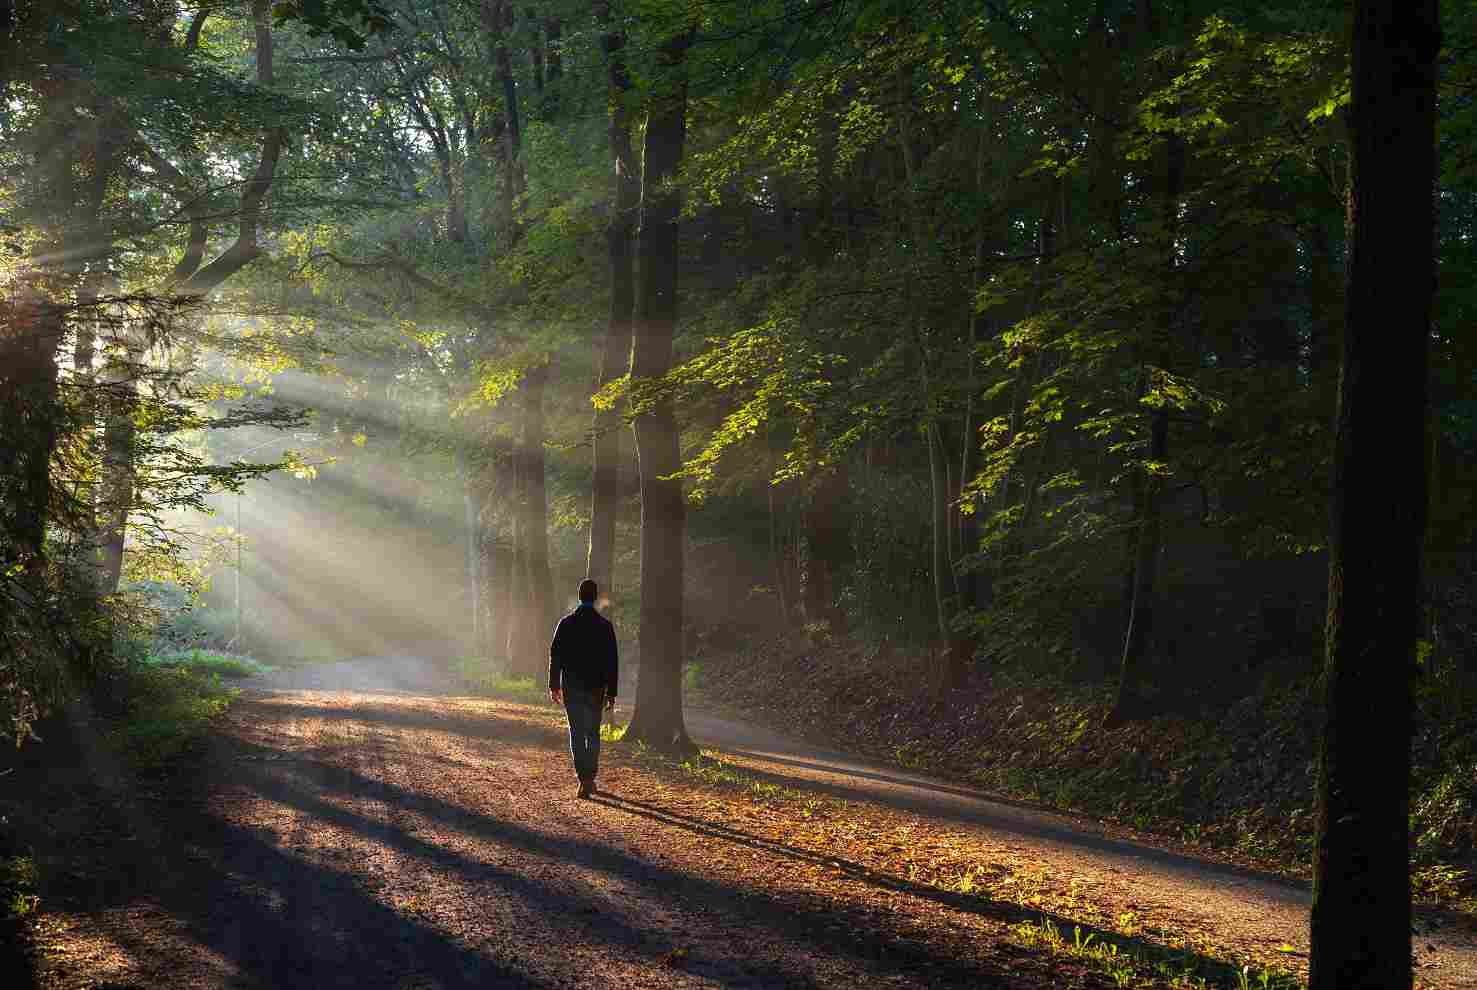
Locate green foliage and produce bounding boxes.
[144,649,270,680]
[113,666,239,768]
[447,658,547,706]
[0,856,39,923]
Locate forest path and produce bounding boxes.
[23,655,1477,989]
[678,710,1477,985]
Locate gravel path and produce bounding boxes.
[21,655,1477,989]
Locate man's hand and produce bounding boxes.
[605,694,616,711]
[550,687,563,705]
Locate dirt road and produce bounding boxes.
[20,656,1477,988]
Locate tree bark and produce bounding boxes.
[520,362,555,667]
[0,295,65,593]
[624,26,695,753]
[505,368,553,676]
[586,0,638,596]
[455,445,481,652]
[1309,2,1438,985]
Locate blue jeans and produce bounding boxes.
[564,687,603,781]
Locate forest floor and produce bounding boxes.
[6,655,1477,989]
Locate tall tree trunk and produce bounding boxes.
[624,26,695,752]
[798,96,848,634]
[768,449,794,629]
[948,118,993,687]
[0,295,64,594]
[483,0,523,244]
[1309,2,1438,985]
[519,363,554,668]
[455,445,481,652]
[587,0,638,596]
[505,370,553,676]
[96,338,137,595]
[925,418,951,652]
[803,462,849,634]
[503,419,526,664]
[1110,403,1167,721]
[1108,108,1184,723]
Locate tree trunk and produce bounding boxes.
[1110,404,1167,722]
[0,294,64,593]
[587,0,638,597]
[455,445,481,652]
[506,368,553,676]
[1309,2,1438,986]
[624,27,695,753]
[948,120,992,686]
[502,420,526,664]
[803,462,849,634]
[1108,108,1184,723]
[768,462,793,629]
[96,347,137,595]
[520,363,554,662]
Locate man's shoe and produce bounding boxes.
[576,778,592,800]
[586,778,599,798]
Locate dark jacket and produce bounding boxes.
[549,604,618,698]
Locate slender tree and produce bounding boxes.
[1309,0,1440,985]
[586,0,638,596]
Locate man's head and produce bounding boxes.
[578,578,598,605]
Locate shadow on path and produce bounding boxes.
[592,792,1283,988]
[709,748,1307,894]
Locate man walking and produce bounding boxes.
[549,579,618,799]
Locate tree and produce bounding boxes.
[586,0,639,598]
[1309,1,1440,986]
[624,25,696,751]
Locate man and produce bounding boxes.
[548,578,618,799]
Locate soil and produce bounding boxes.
[7,655,1477,989]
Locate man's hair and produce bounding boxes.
[578,578,598,604]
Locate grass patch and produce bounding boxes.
[114,665,240,768]
[628,744,799,802]
[600,721,628,743]
[448,657,549,706]
[1012,915,1300,989]
[145,648,270,679]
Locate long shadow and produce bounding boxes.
[693,748,1310,894]
[111,817,545,989]
[267,695,1302,896]
[14,742,548,988]
[593,793,1286,987]
[244,698,565,748]
[222,748,818,987]
[222,742,955,985]
[221,726,1274,988]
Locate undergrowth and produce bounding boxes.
[144,648,270,679]
[1011,915,1299,989]
[0,841,37,985]
[447,657,548,706]
[698,633,1477,912]
[113,665,239,768]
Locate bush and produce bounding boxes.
[447,656,547,705]
[145,649,269,679]
[113,665,239,767]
